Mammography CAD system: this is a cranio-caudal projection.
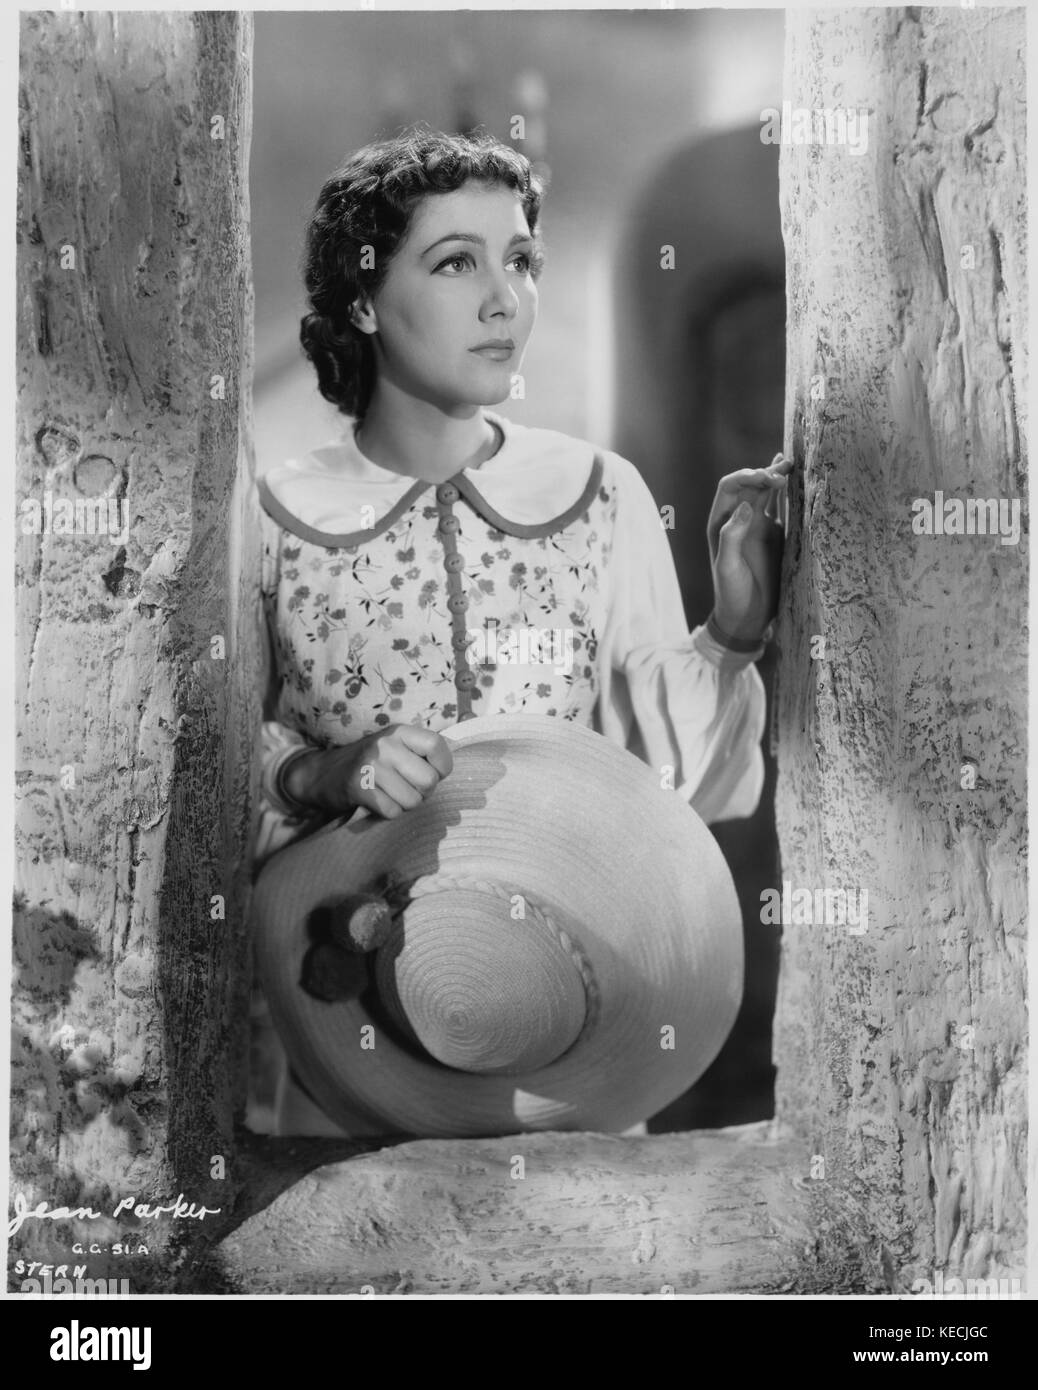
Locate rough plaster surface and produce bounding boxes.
[774,6,1027,1285]
[217,1126,818,1295]
[12,11,259,1287]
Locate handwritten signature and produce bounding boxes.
[8,1191,222,1239]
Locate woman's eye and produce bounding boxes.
[435,250,543,275]
[517,248,545,277]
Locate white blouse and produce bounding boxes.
[253,408,766,867]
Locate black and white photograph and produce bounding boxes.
[4,0,1030,1338]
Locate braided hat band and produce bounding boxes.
[375,873,600,1076]
[296,871,600,1074]
[254,714,743,1138]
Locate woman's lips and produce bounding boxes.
[470,344,515,360]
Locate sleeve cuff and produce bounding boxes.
[692,622,766,670]
[260,723,318,820]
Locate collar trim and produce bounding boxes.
[453,454,603,538]
[257,453,605,548]
[257,473,431,549]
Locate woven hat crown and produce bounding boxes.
[257,714,744,1137]
[371,872,596,1075]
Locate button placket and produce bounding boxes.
[436,479,476,721]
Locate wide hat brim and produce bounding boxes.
[254,714,743,1137]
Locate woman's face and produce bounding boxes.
[358,180,540,412]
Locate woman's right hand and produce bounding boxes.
[282,724,454,820]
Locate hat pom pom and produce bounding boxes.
[300,943,368,1003]
[327,892,397,953]
[300,892,399,1002]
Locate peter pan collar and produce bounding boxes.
[257,410,605,546]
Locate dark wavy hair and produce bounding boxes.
[299,124,548,424]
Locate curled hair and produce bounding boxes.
[299,124,548,423]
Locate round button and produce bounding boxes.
[443,552,465,573]
[448,594,469,614]
[436,482,460,505]
[439,515,460,535]
[452,632,472,651]
[455,670,476,690]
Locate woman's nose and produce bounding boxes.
[481,271,519,319]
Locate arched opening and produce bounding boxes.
[610,125,785,1130]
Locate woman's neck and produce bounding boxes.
[354,394,502,482]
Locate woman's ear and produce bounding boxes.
[349,295,378,335]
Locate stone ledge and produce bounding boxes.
[213,1122,817,1295]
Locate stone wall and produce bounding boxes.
[774,5,1027,1287]
[12,10,259,1288]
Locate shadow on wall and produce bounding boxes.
[610,126,785,1131]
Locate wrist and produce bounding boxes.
[277,746,323,814]
[284,745,362,820]
[707,609,771,652]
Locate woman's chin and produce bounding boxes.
[478,374,520,407]
[452,384,515,409]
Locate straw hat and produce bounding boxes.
[253,714,743,1137]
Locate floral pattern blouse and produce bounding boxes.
[253,409,767,867]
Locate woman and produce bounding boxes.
[252,125,790,1134]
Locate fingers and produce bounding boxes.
[716,495,785,579]
[713,503,750,586]
[385,743,443,796]
[765,453,792,525]
[709,456,792,556]
[365,786,410,820]
[396,724,455,777]
[353,725,454,819]
[716,458,793,520]
[764,480,784,523]
[717,501,755,563]
[374,765,428,814]
[716,458,792,495]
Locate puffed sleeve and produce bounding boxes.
[251,482,324,873]
[592,452,767,824]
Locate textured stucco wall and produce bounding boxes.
[774,6,1027,1286]
[12,11,259,1288]
[218,1127,818,1295]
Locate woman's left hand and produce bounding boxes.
[706,452,793,644]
